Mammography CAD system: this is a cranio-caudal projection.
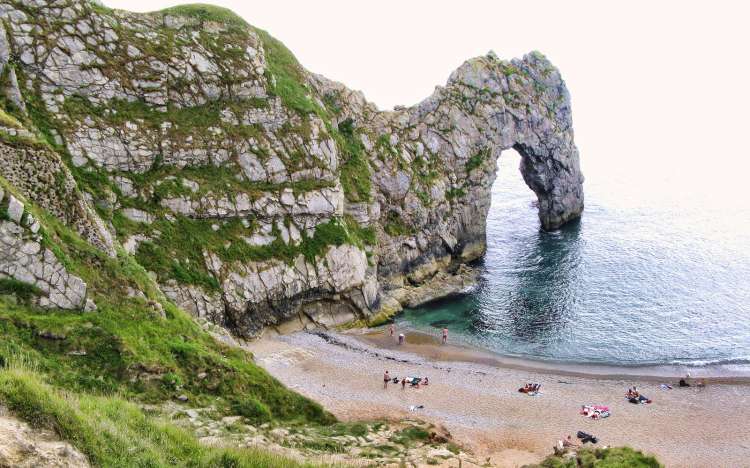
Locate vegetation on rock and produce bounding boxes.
[530,447,662,468]
[0,1,593,466]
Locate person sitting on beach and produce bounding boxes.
[519,384,531,393]
[383,371,390,389]
[398,333,405,345]
[422,377,429,386]
[679,373,692,387]
[562,435,579,448]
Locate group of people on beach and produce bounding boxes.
[382,370,429,389]
[381,324,444,390]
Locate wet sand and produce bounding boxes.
[246,329,750,467]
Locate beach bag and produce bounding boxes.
[577,431,598,444]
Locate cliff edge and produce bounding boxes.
[0,0,583,336]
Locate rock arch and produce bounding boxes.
[0,0,583,333]
[348,51,585,284]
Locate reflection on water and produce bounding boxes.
[467,216,583,347]
[397,150,750,367]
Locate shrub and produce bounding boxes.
[231,395,272,423]
[536,447,662,468]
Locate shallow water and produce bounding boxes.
[398,151,750,368]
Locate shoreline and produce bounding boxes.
[352,327,750,383]
[246,329,750,467]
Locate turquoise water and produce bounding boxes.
[397,152,750,368]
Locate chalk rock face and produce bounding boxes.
[0,0,583,335]
[0,192,90,310]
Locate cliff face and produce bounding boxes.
[0,0,583,336]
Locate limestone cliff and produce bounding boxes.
[0,0,583,336]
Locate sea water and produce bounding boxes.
[397,151,750,369]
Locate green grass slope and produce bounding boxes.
[0,367,323,467]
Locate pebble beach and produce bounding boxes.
[246,329,750,467]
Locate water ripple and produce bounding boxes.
[398,151,750,367]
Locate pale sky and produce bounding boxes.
[103,0,750,205]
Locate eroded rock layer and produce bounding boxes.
[0,0,583,335]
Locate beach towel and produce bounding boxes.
[660,384,672,390]
[406,377,422,386]
[581,405,610,419]
[408,404,424,412]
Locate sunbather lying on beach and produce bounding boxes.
[581,405,610,419]
[519,383,541,394]
[577,431,598,444]
[628,395,652,404]
[625,387,651,403]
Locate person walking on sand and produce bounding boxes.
[442,327,448,344]
[401,378,406,390]
[383,370,390,389]
[389,323,395,338]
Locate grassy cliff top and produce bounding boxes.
[157,3,249,27]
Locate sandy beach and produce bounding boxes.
[246,329,750,468]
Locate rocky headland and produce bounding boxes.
[0,0,583,339]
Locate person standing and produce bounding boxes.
[398,333,405,345]
[383,370,390,389]
[401,378,406,390]
[442,327,448,344]
[389,323,395,338]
